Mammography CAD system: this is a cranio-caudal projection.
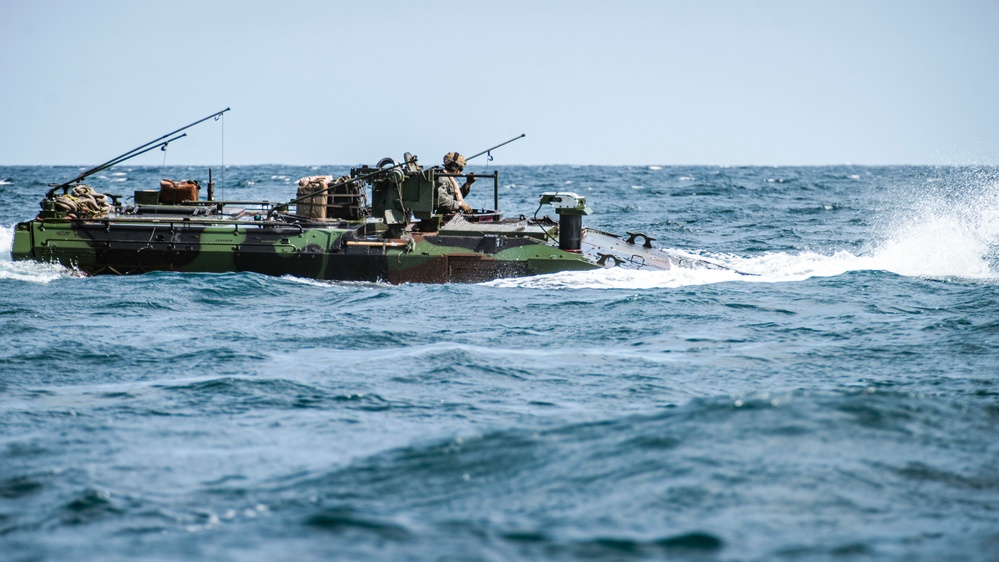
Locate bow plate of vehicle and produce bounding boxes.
[10,111,731,284]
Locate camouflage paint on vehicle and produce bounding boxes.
[11,215,602,283]
[12,147,740,284]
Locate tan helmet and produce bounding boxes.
[443,152,466,170]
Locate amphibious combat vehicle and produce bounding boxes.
[11,110,726,283]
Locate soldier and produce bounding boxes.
[436,152,476,214]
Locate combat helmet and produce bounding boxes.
[443,152,466,170]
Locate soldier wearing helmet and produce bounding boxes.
[436,151,476,214]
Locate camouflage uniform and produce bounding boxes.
[435,152,475,214]
[436,174,464,213]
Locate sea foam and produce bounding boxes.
[486,179,999,290]
[0,225,71,283]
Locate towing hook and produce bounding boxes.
[596,253,625,266]
[626,231,656,248]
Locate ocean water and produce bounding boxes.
[1,164,998,561]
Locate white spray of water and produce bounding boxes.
[485,251,874,289]
[489,174,999,290]
[870,174,999,280]
[0,226,71,283]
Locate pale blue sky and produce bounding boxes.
[2,0,998,166]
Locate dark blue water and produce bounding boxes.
[2,164,998,561]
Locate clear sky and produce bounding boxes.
[2,0,998,166]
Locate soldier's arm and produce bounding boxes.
[460,173,475,197]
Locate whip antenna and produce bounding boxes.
[47,107,230,196]
[466,134,525,162]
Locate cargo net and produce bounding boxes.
[296,175,369,220]
[44,185,111,218]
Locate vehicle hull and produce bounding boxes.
[11,218,602,283]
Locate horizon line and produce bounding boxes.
[3,162,998,168]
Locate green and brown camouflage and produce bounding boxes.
[12,151,729,283]
[12,210,600,283]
